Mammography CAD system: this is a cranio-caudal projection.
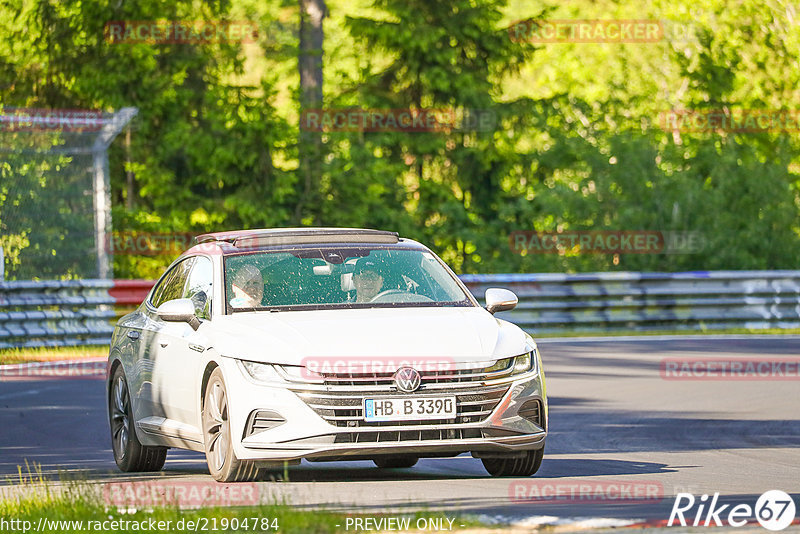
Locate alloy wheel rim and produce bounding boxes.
[204,381,229,472]
[111,376,130,458]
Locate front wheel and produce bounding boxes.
[481,447,544,477]
[109,365,167,472]
[203,368,262,482]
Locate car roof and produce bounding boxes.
[196,227,398,244]
[186,227,420,256]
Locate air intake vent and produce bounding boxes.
[518,400,544,430]
[243,410,285,439]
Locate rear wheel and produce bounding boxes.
[481,447,544,477]
[373,456,418,469]
[109,366,167,472]
[203,368,262,482]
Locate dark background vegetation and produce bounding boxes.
[1,0,799,278]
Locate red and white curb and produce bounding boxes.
[478,514,642,530]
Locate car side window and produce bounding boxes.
[149,267,177,308]
[150,258,195,309]
[183,256,213,320]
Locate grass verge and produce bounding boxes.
[1,489,344,533]
[0,346,109,365]
[1,465,485,533]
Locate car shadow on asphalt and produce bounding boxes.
[2,451,678,485]
[254,456,676,482]
[535,458,678,477]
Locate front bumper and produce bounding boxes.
[219,357,547,463]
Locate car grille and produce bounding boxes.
[333,427,483,443]
[287,362,514,428]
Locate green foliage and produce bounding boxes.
[0,473,348,533]
[1,0,798,278]
[0,0,295,278]
[0,152,96,279]
[0,468,483,533]
[323,0,800,273]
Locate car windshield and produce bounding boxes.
[223,246,472,313]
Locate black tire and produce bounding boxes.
[109,365,167,472]
[481,447,544,477]
[373,456,418,469]
[203,368,263,482]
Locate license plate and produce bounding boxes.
[363,396,457,422]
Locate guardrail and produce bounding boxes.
[108,279,155,306]
[1,271,799,348]
[461,270,800,333]
[0,280,116,349]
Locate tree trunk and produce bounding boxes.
[295,0,326,224]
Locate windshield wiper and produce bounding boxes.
[230,306,283,313]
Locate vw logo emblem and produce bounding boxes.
[393,367,421,393]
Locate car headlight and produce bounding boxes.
[485,350,538,377]
[511,348,539,376]
[513,352,532,373]
[485,357,513,373]
[281,364,324,383]
[239,360,283,383]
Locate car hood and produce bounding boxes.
[207,306,530,366]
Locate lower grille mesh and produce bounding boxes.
[333,427,483,444]
[295,385,509,428]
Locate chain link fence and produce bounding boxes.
[0,107,137,280]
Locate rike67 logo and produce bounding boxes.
[669,490,797,531]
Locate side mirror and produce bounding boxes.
[485,288,518,315]
[157,298,201,331]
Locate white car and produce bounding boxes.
[107,228,547,481]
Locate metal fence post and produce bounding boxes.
[91,148,111,279]
[92,107,138,279]
[0,106,138,281]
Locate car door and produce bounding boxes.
[129,258,192,426]
[133,258,194,433]
[150,256,214,445]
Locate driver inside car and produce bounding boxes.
[353,258,384,303]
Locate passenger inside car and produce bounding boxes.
[229,264,264,308]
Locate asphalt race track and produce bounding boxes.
[2,337,799,525]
